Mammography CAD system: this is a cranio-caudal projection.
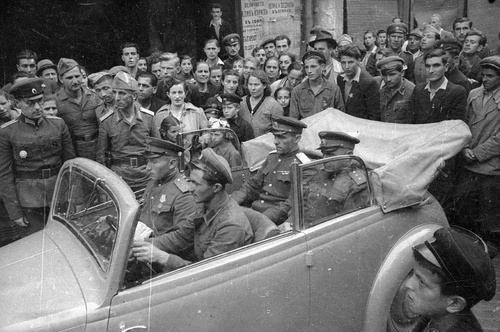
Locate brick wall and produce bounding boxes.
[468,0,500,53]
[346,0,398,44]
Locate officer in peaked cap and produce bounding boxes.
[399,227,496,331]
[137,137,197,236]
[222,33,243,70]
[0,78,75,237]
[231,116,308,225]
[386,22,415,82]
[387,22,408,36]
[299,131,368,224]
[131,146,252,272]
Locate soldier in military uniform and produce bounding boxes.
[139,137,197,236]
[386,23,415,83]
[302,131,369,225]
[222,33,243,70]
[0,78,75,237]
[97,72,160,192]
[231,115,307,224]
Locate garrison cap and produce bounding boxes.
[436,39,463,53]
[191,147,233,184]
[480,56,500,71]
[57,58,79,76]
[222,33,240,46]
[271,115,307,135]
[10,78,45,100]
[260,38,275,48]
[376,56,405,72]
[220,93,242,104]
[309,30,337,48]
[302,50,326,64]
[108,65,130,77]
[387,22,408,35]
[112,71,139,92]
[36,59,57,77]
[88,71,112,87]
[407,28,423,39]
[318,131,360,151]
[422,24,440,38]
[204,107,222,117]
[414,227,496,303]
[144,137,184,158]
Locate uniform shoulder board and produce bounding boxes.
[1,119,18,129]
[348,169,367,186]
[140,107,154,116]
[174,176,191,193]
[295,152,311,164]
[100,110,114,122]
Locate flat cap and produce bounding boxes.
[271,115,307,135]
[260,38,275,47]
[192,147,233,184]
[415,227,496,303]
[205,107,222,117]
[376,56,405,72]
[407,28,423,39]
[387,22,408,35]
[222,33,240,46]
[57,58,79,76]
[36,59,57,77]
[10,78,45,100]
[436,39,463,53]
[337,34,353,46]
[480,56,500,70]
[144,137,184,158]
[309,30,337,48]
[112,71,139,92]
[302,50,326,64]
[220,93,242,104]
[88,71,112,87]
[317,131,360,151]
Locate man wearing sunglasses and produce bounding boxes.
[0,78,75,237]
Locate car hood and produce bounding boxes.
[0,232,86,330]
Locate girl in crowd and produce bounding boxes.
[155,80,208,133]
[252,46,267,69]
[160,115,181,143]
[239,70,284,137]
[0,90,20,125]
[274,86,292,117]
[263,56,280,84]
[189,61,218,108]
[278,52,296,78]
[179,55,195,84]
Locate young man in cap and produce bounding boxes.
[137,72,166,114]
[388,227,496,332]
[310,29,342,84]
[89,71,115,121]
[290,51,344,119]
[138,137,197,236]
[232,115,307,224]
[222,33,243,70]
[55,58,102,160]
[436,39,472,94]
[413,25,441,85]
[377,56,415,123]
[274,35,291,55]
[406,28,423,60]
[0,78,75,237]
[261,38,277,58]
[301,131,368,224]
[132,147,252,271]
[97,71,160,192]
[447,56,500,256]
[387,23,415,82]
[337,45,381,121]
[220,92,254,143]
[36,59,58,82]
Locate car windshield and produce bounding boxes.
[53,166,119,272]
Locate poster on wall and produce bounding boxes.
[241,0,301,57]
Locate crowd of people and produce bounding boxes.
[0,4,499,330]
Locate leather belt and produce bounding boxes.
[16,167,60,179]
[113,156,148,168]
[74,132,98,142]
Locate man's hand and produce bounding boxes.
[132,241,170,266]
[13,217,28,227]
[462,148,477,163]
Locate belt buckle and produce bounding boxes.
[130,157,138,167]
[41,169,51,179]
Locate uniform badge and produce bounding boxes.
[31,88,37,94]
[160,194,166,203]
[158,203,162,209]
[19,150,27,159]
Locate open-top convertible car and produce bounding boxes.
[0,110,471,331]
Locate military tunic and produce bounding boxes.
[380,78,415,123]
[303,167,369,224]
[0,115,75,223]
[55,87,102,160]
[139,171,197,236]
[97,102,160,191]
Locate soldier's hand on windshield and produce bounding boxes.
[13,217,29,227]
[132,241,170,265]
[462,148,476,163]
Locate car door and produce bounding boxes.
[107,230,310,332]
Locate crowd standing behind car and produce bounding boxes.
[0,6,499,276]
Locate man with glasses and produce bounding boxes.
[0,78,75,237]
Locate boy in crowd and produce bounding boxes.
[220,93,254,143]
